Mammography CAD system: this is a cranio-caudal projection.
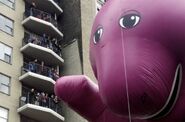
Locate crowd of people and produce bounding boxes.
[25,59,59,80]
[24,1,62,56]
[26,33,62,57]
[23,88,60,112]
[28,1,58,27]
[21,1,62,114]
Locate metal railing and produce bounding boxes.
[22,62,59,81]
[24,8,58,27]
[20,92,63,115]
[23,32,62,57]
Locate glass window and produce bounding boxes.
[0,42,12,64]
[0,0,15,9]
[0,15,14,35]
[4,54,11,63]
[0,107,8,122]
[0,74,10,95]
[96,3,102,13]
[97,0,106,4]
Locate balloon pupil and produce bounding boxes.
[95,30,101,43]
[123,14,136,28]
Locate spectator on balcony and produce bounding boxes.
[48,40,53,50]
[45,93,49,107]
[29,88,36,104]
[53,69,59,81]
[40,61,45,75]
[52,38,58,52]
[27,34,33,43]
[32,36,40,45]
[28,59,38,73]
[52,39,62,56]
[48,67,54,79]
[52,37,57,44]
[53,95,59,112]
[56,44,62,56]
[50,94,55,109]
[30,1,36,16]
[41,12,45,20]
[35,92,41,105]
[27,35,39,45]
[54,13,57,21]
[28,61,34,72]
[41,92,48,107]
[46,36,51,48]
[42,13,51,22]
[41,33,48,47]
[51,13,58,27]
[59,45,62,55]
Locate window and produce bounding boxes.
[0,73,10,95]
[0,15,14,35]
[4,54,11,63]
[0,42,12,64]
[96,2,102,13]
[0,107,8,122]
[0,0,15,9]
[97,0,106,5]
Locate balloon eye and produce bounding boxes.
[94,27,103,44]
[119,14,140,29]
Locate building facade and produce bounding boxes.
[0,0,24,122]
[0,0,104,122]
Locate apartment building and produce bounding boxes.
[0,0,66,121]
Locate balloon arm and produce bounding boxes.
[54,75,106,121]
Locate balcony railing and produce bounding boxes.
[20,92,63,115]
[22,62,59,81]
[23,32,62,57]
[24,8,58,27]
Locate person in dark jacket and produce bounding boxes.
[29,88,36,104]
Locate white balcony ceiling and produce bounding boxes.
[22,16,63,39]
[20,43,64,66]
[19,72,55,94]
[18,104,64,122]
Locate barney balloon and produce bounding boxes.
[55,0,185,121]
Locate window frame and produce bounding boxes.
[0,41,13,65]
[0,106,9,122]
[0,73,11,95]
[0,14,14,36]
[0,0,15,9]
[4,53,11,64]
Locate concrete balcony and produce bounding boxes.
[19,62,60,93]
[24,0,63,16]
[22,8,63,39]
[20,43,64,66]
[19,72,55,94]
[18,103,64,122]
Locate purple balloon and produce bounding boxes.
[55,0,185,121]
